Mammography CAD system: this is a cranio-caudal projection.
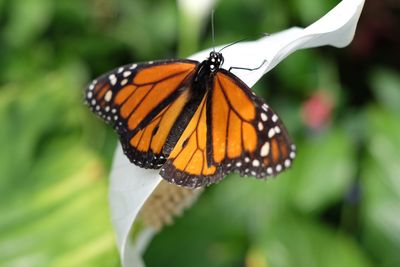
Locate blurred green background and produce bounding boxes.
[1,0,399,266]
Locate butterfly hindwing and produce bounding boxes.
[85,59,198,168]
[160,91,221,187]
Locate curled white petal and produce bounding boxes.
[109,0,365,266]
[109,145,161,267]
[190,0,365,87]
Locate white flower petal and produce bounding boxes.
[109,0,365,266]
[109,144,161,267]
[190,0,365,88]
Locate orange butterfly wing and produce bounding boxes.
[160,92,220,187]
[160,69,296,187]
[211,70,296,176]
[85,60,198,168]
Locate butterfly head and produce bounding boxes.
[207,51,224,72]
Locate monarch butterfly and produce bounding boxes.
[85,51,296,188]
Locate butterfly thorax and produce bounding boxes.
[194,51,224,83]
[206,51,224,72]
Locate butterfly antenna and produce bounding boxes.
[218,38,249,53]
[211,9,215,52]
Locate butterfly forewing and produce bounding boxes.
[85,60,198,168]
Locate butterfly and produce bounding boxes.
[85,51,296,188]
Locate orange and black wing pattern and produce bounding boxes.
[160,91,220,187]
[160,69,296,187]
[85,60,198,168]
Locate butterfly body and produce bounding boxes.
[86,51,296,188]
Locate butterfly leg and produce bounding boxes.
[228,59,267,72]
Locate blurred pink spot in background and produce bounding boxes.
[301,90,334,130]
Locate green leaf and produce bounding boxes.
[274,50,318,95]
[361,107,400,267]
[3,0,54,47]
[144,189,248,267]
[146,184,371,267]
[288,128,356,213]
[210,173,293,235]
[0,63,118,266]
[257,215,371,267]
[292,0,337,25]
[370,67,400,115]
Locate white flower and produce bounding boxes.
[109,0,365,266]
[177,0,217,22]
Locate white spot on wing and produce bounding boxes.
[272,114,278,122]
[276,164,282,172]
[260,142,270,157]
[261,113,268,121]
[121,79,128,86]
[109,74,117,86]
[258,122,263,131]
[104,91,112,102]
[284,159,291,167]
[123,71,131,77]
[252,159,260,167]
[268,128,275,138]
